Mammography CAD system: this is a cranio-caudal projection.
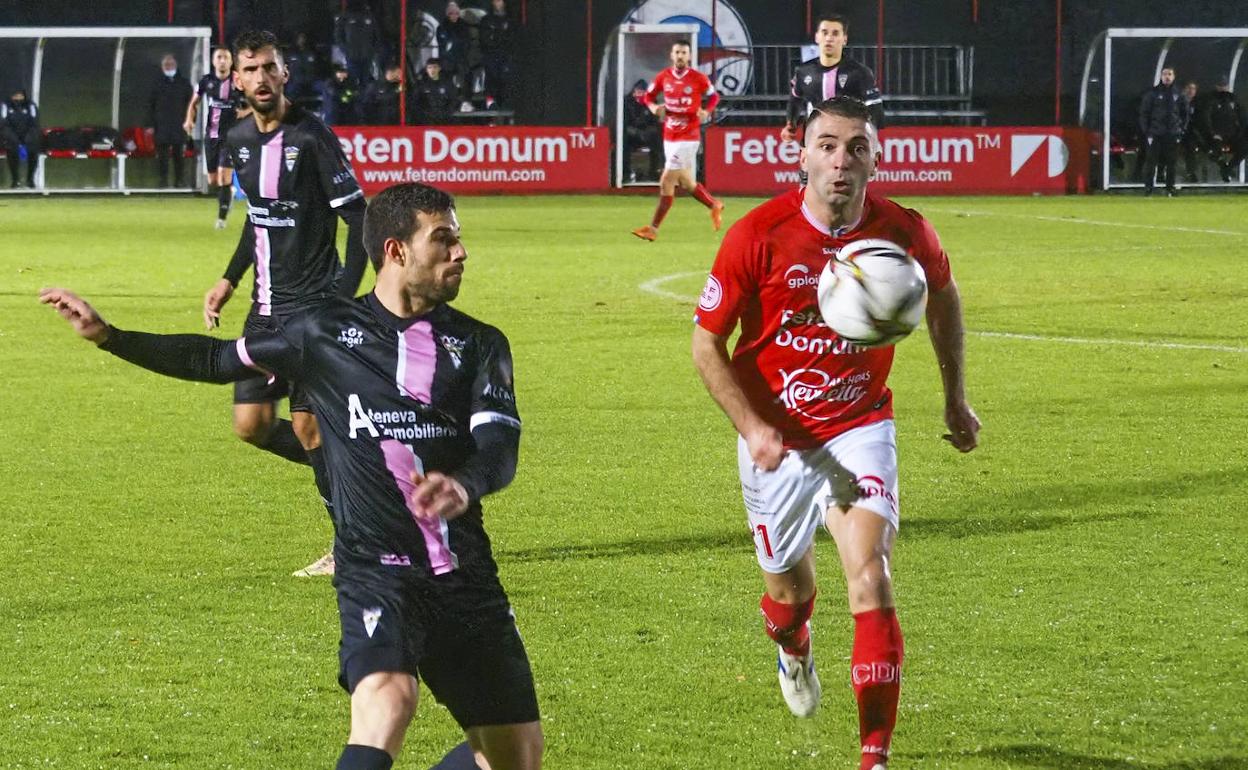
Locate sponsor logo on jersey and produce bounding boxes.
[777,368,871,419]
[783,263,819,289]
[237,146,250,164]
[284,145,299,171]
[804,75,813,85]
[698,274,723,311]
[338,327,365,348]
[482,382,515,404]
[439,334,465,368]
[839,72,849,88]
[379,553,411,566]
[362,607,382,638]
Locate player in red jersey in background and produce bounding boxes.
[691,96,980,770]
[631,40,724,241]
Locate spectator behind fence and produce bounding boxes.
[285,31,322,106]
[361,61,411,126]
[1,88,40,188]
[320,63,361,126]
[623,79,662,181]
[1200,75,1247,182]
[1180,80,1204,183]
[1138,66,1185,196]
[334,0,381,86]
[150,53,194,188]
[415,58,457,124]
[478,0,514,109]
[436,2,474,112]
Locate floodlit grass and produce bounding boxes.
[1,193,1246,769]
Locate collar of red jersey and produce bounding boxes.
[800,195,863,237]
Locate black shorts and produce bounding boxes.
[204,137,232,173]
[335,552,539,728]
[233,307,311,412]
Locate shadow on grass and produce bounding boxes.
[912,744,1248,769]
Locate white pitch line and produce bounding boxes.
[639,272,1248,354]
[925,208,1246,237]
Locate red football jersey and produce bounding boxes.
[645,67,716,142]
[695,188,952,449]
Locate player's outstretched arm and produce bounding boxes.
[925,278,981,452]
[41,287,282,385]
[692,325,785,471]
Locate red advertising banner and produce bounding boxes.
[705,126,1092,196]
[332,126,610,195]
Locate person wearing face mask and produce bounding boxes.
[149,53,194,188]
[1,89,40,188]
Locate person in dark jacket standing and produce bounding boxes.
[0,88,40,188]
[333,0,381,86]
[1138,66,1186,196]
[436,2,474,111]
[150,54,194,188]
[1199,75,1247,182]
[478,0,514,109]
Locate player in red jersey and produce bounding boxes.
[691,96,980,770]
[631,40,723,242]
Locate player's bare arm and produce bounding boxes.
[925,278,981,452]
[692,325,785,470]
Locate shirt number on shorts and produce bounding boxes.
[753,524,774,559]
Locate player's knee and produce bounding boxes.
[355,673,417,730]
[233,416,271,445]
[847,556,893,609]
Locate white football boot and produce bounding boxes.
[776,625,821,717]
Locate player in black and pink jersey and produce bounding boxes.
[41,183,542,770]
[184,46,243,229]
[202,29,369,577]
[693,97,979,770]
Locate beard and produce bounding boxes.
[245,90,281,115]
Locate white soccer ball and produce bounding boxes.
[816,239,928,348]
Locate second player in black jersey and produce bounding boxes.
[41,183,544,770]
[183,46,243,228]
[782,14,884,143]
[202,30,369,578]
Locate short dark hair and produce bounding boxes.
[816,14,849,34]
[671,40,691,50]
[233,29,281,64]
[804,95,874,139]
[364,183,456,271]
[211,45,232,57]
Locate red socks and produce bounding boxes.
[651,194,674,228]
[852,608,904,768]
[692,183,717,208]
[759,592,815,656]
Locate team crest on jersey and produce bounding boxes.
[839,73,849,88]
[684,85,693,94]
[804,75,813,85]
[439,334,466,368]
[284,145,299,171]
[362,607,382,638]
[338,327,365,348]
[237,146,250,164]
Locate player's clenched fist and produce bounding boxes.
[745,423,786,472]
[407,470,470,521]
[39,288,109,345]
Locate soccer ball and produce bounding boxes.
[816,239,928,348]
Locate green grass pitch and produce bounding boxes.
[1,192,1246,769]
